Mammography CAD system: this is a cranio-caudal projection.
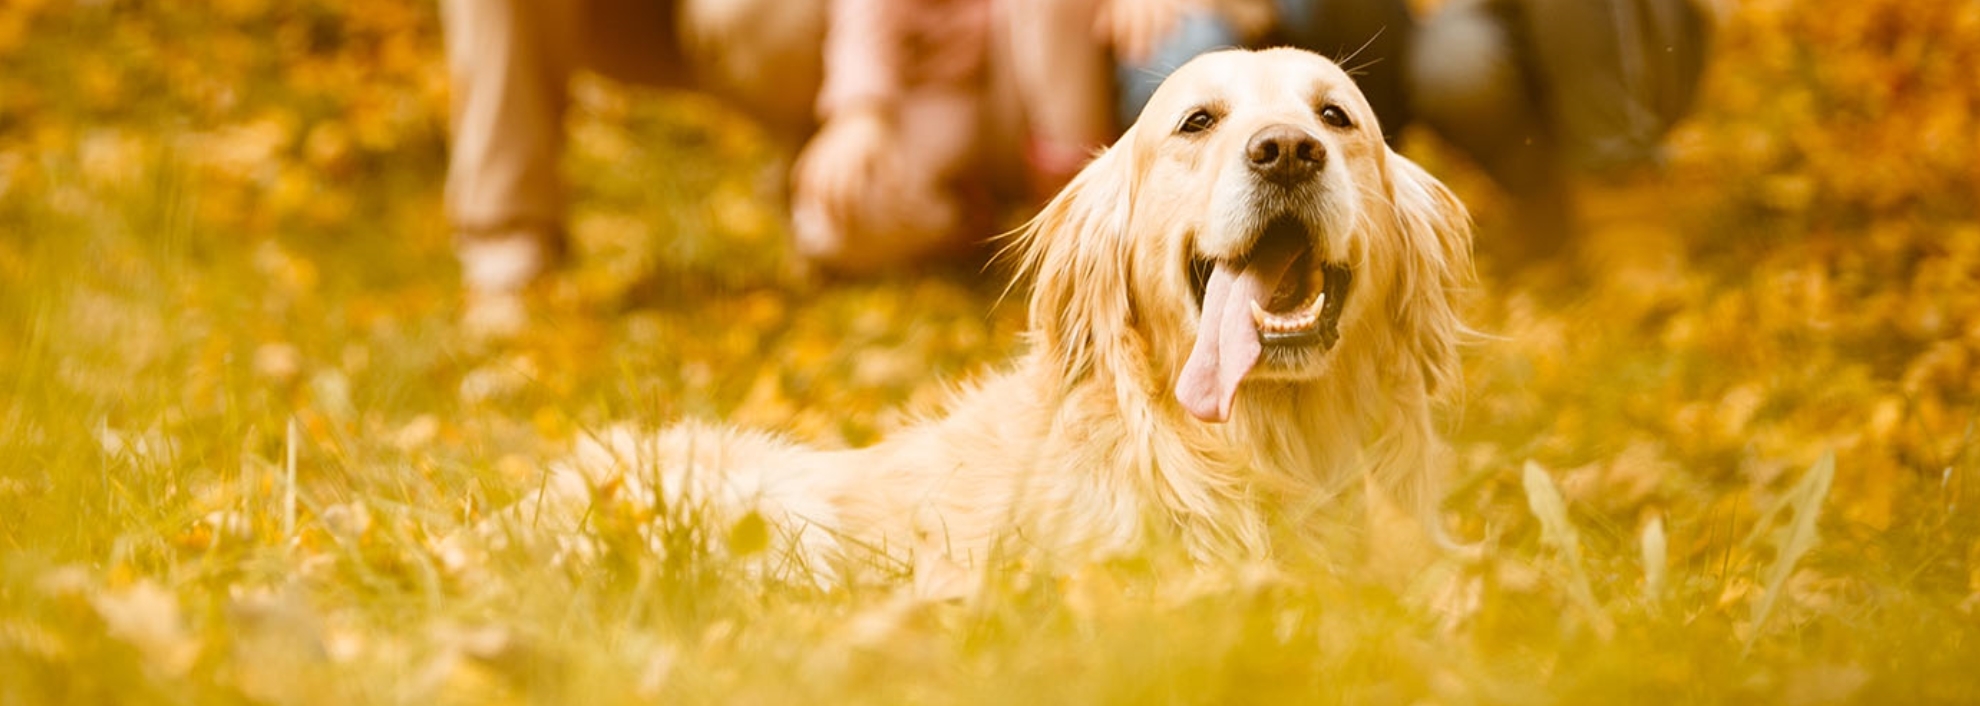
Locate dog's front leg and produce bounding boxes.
[1359,388,1456,582]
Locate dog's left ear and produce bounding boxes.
[1007,138,1136,381]
[1384,152,1475,397]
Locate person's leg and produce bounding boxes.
[1115,12,1241,128]
[980,0,1044,196]
[1409,0,1571,264]
[1517,0,1644,173]
[1520,0,1710,174]
[440,0,585,335]
[441,0,583,334]
[1006,0,1116,197]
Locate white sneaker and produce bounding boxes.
[457,231,552,340]
[458,231,551,295]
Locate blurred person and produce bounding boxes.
[442,0,1038,335]
[788,0,1008,274]
[1409,0,1715,264]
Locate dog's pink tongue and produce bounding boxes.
[1175,245,1302,422]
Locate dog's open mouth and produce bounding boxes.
[1177,217,1352,423]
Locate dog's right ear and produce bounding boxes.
[1005,137,1136,382]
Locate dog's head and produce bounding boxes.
[1014,48,1472,423]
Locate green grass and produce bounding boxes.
[4,2,1980,704]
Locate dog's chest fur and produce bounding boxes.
[817,343,1407,570]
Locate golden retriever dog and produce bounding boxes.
[503,48,1474,592]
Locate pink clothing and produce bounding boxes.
[789,0,1007,272]
[817,0,993,120]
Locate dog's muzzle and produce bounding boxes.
[1177,216,1353,423]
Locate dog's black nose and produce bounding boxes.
[1246,124,1325,184]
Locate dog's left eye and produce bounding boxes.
[1319,105,1353,129]
[1179,110,1217,134]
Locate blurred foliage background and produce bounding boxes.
[2,0,1979,703]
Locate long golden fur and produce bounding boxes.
[520,48,1475,591]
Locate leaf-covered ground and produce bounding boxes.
[3,2,1978,703]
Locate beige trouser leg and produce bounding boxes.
[442,0,580,245]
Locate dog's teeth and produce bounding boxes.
[1251,296,1326,334]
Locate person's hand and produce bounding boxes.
[791,104,895,235]
[1096,0,1203,65]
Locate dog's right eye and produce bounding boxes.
[1178,110,1216,134]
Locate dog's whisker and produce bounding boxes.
[1335,27,1389,78]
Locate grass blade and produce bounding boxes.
[285,416,298,540]
[1743,451,1835,649]
[1522,461,1615,638]
[1641,514,1667,610]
